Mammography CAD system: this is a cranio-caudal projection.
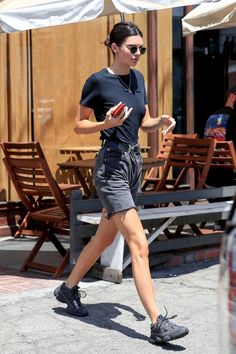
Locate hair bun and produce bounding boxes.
[104,37,111,47]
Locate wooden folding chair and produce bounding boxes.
[201,140,236,189]
[210,140,236,171]
[155,137,216,193]
[1,141,81,278]
[142,133,198,192]
[200,140,236,230]
[157,137,216,236]
[157,133,198,161]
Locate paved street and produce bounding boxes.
[0,236,221,354]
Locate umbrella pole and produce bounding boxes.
[119,13,125,21]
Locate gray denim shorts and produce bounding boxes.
[93,140,143,219]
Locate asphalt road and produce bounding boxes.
[0,260,220,354]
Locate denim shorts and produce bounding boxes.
[93,140,143,219]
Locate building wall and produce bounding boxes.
[0,11,173,201]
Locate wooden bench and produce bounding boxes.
[70,186,236,283]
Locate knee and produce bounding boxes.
[130,237,149,260]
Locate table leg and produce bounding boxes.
[73,168,91,197]
[100,232,124,270]
[90,233,124,283]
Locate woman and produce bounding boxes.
[54,21,189,344]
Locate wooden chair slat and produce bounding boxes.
[17,175,48,184]
[14,168,45,176]
[7,158,42,168]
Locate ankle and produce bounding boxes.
[65,281,75,289]
[151,312,160,325]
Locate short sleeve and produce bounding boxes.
[140,72,147,105]
[80,74,100,109]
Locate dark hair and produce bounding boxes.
[104,21,143,48]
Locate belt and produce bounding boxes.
[102,140,140,153]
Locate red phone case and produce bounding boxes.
[112,103,125,117]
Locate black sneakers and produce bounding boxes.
[150,308,189,344]
[54,282,88,317]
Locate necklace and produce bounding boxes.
[107,67,132,93]
[116,73,132,93]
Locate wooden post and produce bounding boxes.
[184,6,195,188]
[185,6,194,135]
[147,9,173,157]
[147,11,158,158]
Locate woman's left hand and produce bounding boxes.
[104,104,133,129]
[160,115,176,134]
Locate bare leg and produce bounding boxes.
[112,208,160,324]
[66,209,118,288]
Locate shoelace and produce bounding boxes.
[152,306,177,329]
[71,286,87,300]
[161,305,177,321]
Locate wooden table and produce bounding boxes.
[59,145,151,159]
[59,159,95,197]
[59,146,101,160]
[58,157,164,197]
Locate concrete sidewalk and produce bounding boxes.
[0,236,220,354]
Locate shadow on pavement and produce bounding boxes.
[52,303,186,351]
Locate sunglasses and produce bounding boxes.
[123,45,147,55]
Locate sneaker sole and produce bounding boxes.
[149,329,189,344]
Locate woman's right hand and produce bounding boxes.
[160,115,176,135]
[103,102,133,129]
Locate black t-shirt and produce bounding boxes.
[80,68,147,145]
[225,107,236,149]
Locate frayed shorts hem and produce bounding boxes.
[106,206,137,220]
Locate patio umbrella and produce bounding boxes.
[0,0,206,33]
[182,0,236,36]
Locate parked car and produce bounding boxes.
[219,198,236,354]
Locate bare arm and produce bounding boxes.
[73,103,133,135]
[141,105,176,134]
